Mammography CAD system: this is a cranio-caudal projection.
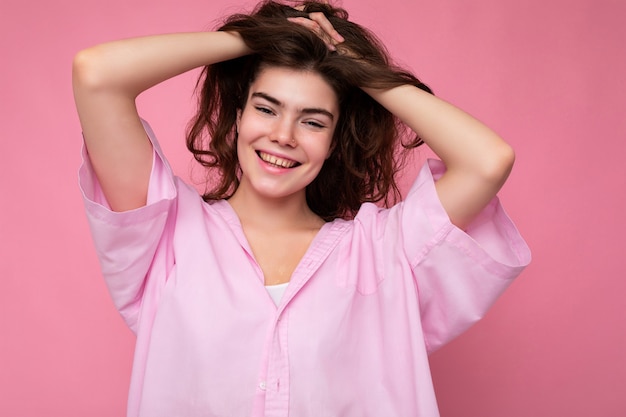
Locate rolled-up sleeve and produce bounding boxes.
[396,159,531,352]
[78,120,177,331]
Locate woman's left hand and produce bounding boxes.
[288,11,344,51]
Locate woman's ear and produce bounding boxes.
[236,109,241,134]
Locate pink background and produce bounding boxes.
[2,0,625,415]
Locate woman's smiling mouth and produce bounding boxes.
[257,151,301,168]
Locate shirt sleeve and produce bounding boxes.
[395,159,531,353]
[78,120,177,332]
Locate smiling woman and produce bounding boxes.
[72,0,530,416]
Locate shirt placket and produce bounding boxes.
[261,309,290,417]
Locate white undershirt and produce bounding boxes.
[265,282,289,306]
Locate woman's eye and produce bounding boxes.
[305,120,325,129]
[255,106,274,115]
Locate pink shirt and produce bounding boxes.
[79,121,530,417]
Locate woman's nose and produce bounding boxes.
[270,119,296,146]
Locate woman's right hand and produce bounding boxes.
[73,32,250,212]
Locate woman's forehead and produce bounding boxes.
[248,66,339,115]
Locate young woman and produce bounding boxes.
[73,1,530,416]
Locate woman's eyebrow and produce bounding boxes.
[251,92,335,120]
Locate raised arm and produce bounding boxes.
[364,85,515,229]
[72,32,250,211]
[289,11,514,229]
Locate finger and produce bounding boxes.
[307,12,345,43]
[287,17,337,50]
[287,16,323,35]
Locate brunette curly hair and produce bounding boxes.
[186,0,432,221]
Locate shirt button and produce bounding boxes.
[259,381,267,390]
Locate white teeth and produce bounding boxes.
[258,151,298,168]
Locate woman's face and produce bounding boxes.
[235,66,339,202]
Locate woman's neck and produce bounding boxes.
[227,185,324,232]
